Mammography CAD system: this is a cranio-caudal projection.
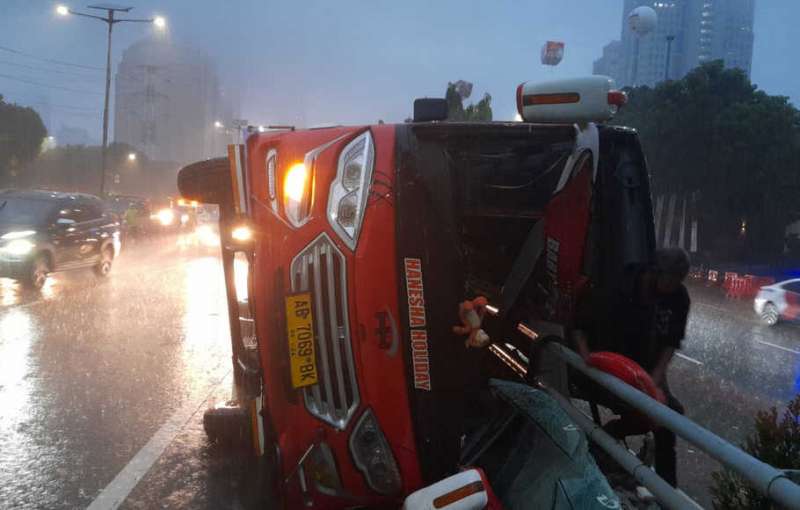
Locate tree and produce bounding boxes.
[0,95,47,185]
[445,82,493,121]
[612,61,800,263]
[27,142,152,196]
[710,395,800,509]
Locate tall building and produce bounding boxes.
[593,0,755,88]
[113,38,232,164]
[593,40,624,85]
[684,0,755,76]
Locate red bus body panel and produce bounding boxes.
[245,125,422,508]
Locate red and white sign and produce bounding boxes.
[405,258,431,391]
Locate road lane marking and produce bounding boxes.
[86,370,231,510]
[676,352,704,365]
[693,302,731,314]
[755,340,800,355]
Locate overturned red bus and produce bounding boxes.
[178,76,657,508]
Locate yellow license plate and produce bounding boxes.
[285,293,318,389]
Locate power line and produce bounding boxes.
[50,110,102,118]
[0,45,103,72]
[0,72,103,95]
[29,101,100,113]
[0,59,103,80]
[2,95,100,113]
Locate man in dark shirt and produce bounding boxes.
[572,248,691,487]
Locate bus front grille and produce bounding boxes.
[290,233,359,429]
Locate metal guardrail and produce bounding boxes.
[545,340,800,510]
[541,384,700,510]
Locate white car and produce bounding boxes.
[754,278,800,326]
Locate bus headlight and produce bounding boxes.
[348,408,401,495]
[327,131,374,250]
[231,224,253,243]
[283,162,312,227]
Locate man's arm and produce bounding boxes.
[572,329,592,362]
[650,346,674,386]
[571,289,596,362]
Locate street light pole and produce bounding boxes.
[57,5,165,196]
[664,35,675,81]
[100,10,114,196]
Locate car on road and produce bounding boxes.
[149,197,198,235]
[0,189,121,288]
[754,278,800,326]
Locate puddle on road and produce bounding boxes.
[0,248,232,509]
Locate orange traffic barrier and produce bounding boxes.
[723,272,738,292]
[725,276,755,300]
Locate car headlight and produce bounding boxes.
[327,131,374,250]
[348,408,401,495]
[1,230,36,240]
[2,239,35,255]
[283,162,312,227]
[156,208,175,226]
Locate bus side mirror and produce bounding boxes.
[177,157,233,206]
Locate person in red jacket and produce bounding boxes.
[572,248,691,487]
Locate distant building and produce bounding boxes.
[684,0,755,76]
[56,125,91,146]
[594,0,755,88]
[592,40,624,85]
[113,38,233,164]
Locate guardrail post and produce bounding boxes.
[545,340,800,510]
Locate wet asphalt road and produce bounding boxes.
[1,235,799,509]
[0,236,248,510]
[668,283,800,508]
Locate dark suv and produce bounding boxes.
[0,190,121,288]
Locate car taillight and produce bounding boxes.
[327,131,374,250]
[607,90,627,114]
[348,408,401,495]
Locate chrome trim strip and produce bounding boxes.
[288,134,349,229]
[311,244,335,415]
[290,233,360,429]
[325,245,348,417]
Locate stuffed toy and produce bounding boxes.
[452,296,491,348]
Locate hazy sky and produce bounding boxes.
[1,0,798,141]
